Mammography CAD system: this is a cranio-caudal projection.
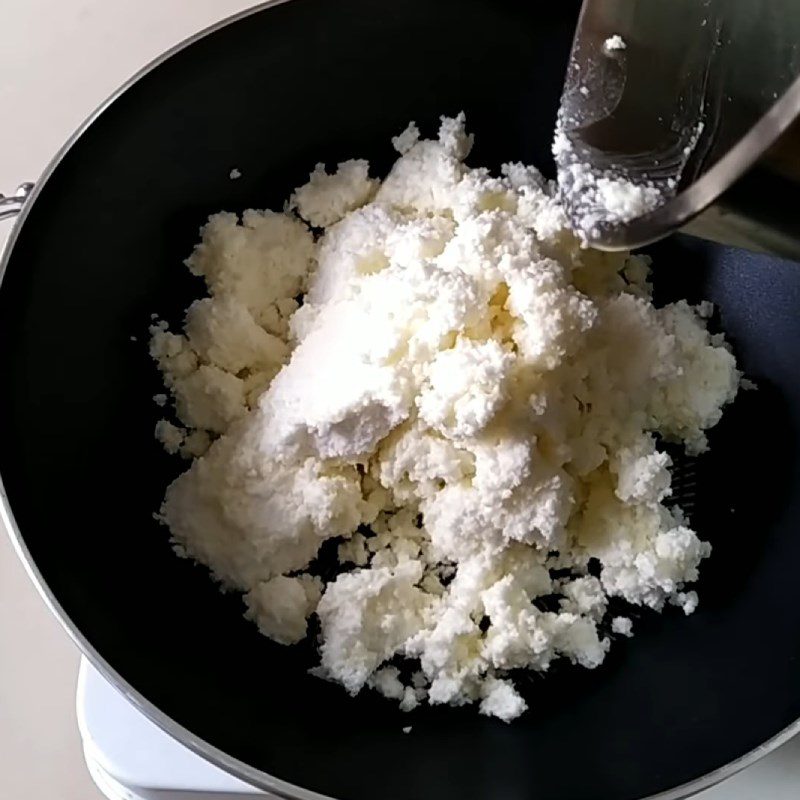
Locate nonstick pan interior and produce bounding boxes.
[1,2,800,799]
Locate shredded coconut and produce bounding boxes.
[151,115,740,722]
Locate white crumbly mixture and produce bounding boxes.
[151,115,739,722]
[604,35,626,52]
[557,155,665,237]
[611,616,633,637]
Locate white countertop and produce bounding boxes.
[0,4,252,797]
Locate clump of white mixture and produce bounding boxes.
[151,115,739,721]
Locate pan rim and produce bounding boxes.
[1,2,798,798]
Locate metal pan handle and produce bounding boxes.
[0,182,35,222]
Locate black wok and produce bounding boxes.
[1,2,800,799]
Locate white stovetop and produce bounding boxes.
[1,3,799,800]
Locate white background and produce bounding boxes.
[0,3,252,797]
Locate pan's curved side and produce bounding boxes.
[0,3,333,799]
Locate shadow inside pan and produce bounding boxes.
[1,2,800,800]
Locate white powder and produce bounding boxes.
[151,115,740,721]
